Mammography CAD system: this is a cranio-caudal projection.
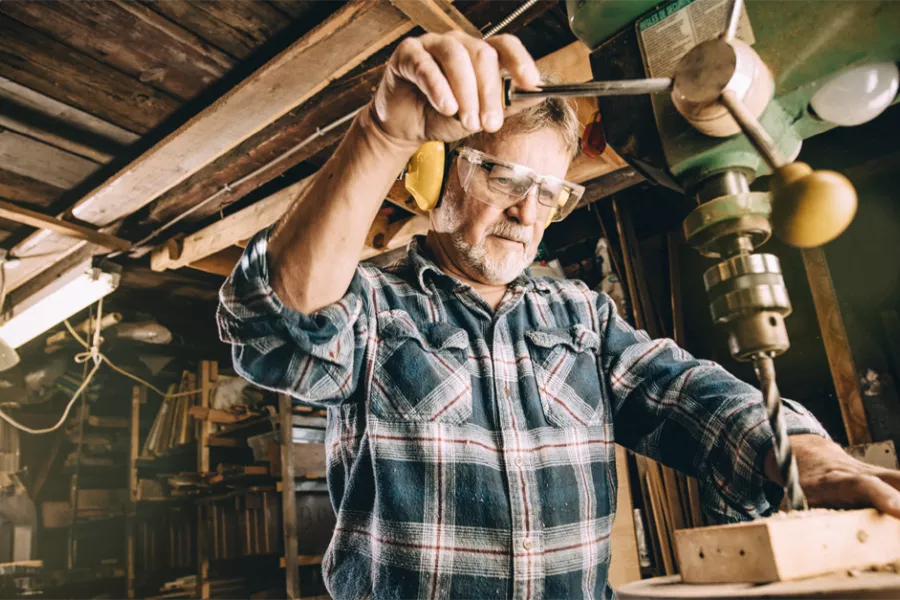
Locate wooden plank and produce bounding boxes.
[142,0,273,61]
[685,477,704,530]
[674,509,900,584]
[196,360,214,600]
[198,361,213,474]
[608,445,642,588]
[0,130,99,189]
[190,0,291,52]
[0,166,64,207]
[660,466,686,534]
[646,469,675,575]
[0,76,138,147]
[126,385,142,599]
[4,1,413,294]
[390,0,481,36]
[533,41,627,184]
[142,64,382,226]
[278,554,325,568]
[0,16,178,133]
[617,571,900,598]
[0,0,229,102]
[186,245,245,277]
[85,1,408,226]
[802,247,871,445]
[846,440,898,470]
[0,106,114,164]
[0,199,131,252]
[151,176,313,271]
[280,394,300,600]
[360,216,430,260]
[463,0,557,33]
[612,197,645,331]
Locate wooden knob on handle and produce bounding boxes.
[769,162,857,248]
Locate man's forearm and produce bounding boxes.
[268,106,420,314]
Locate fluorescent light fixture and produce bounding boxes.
[0,260,121,349]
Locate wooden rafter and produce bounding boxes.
[390,0,482,36]
[0,199,131,252]
[3,1,416,295]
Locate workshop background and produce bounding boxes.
[0,0,897,598]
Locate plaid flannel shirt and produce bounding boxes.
[218,228,827,600]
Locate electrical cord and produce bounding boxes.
[0,300,199,435]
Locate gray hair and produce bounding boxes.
[449,73,582,160]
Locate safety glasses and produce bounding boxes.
[453,147,585,224]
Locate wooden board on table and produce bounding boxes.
[673,509,900,584]
[609,445,642,587]
[846,440,898,470]
[618,571,900,599]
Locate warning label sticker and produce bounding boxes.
[637,0,755,79]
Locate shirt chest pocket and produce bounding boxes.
[371,310,473,425]
[525,325,604,428]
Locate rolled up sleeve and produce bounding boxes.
[596,293,828,522]
[217,226,370,406]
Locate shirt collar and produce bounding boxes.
[405,236,552,296]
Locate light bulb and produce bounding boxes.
[810,62,899,126]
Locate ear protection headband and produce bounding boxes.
[403,142,569,228]
[404,141,449,213]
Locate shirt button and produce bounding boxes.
[522,539,533,550]
[504,386,510,398]
[515,457,523,467]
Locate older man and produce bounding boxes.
[218,32,900,600]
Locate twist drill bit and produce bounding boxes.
[752,354,808,511]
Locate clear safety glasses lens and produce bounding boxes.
[455,148,584,223]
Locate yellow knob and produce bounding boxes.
[769,162,857,248]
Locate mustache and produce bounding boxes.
[487,220,532,245]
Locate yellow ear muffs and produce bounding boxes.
[543,189,569,228]
[405,141,446,212]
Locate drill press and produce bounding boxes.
[564,0,900,509]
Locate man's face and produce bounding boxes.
[431,128,572,285]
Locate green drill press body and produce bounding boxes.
[571,0,900,190]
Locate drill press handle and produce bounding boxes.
[720,90,858,248]
[769,162,857,248]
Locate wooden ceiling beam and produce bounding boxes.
[0,16,178,134]
[390,0,482,36]
[150,177,314,273]
[0,76,139,147]
[0,1,231,102]
[0,167,64,208]
[141,64,384,226]
[0,130,100,189]
[4,1,415,295]
[0,199,131,252]
[0,104,114,164]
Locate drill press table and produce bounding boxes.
[618,571,900,599]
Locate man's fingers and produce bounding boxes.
[487,34,542,90]
[394,37,458,116]
[451,34,504,133]
[422,35,481,131]
[849,474,900,518]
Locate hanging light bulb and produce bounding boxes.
[810,62,899,127]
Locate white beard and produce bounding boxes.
[436,192,536,285]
